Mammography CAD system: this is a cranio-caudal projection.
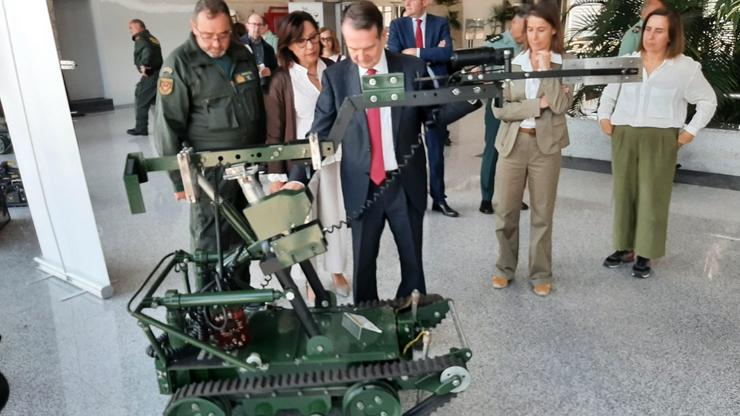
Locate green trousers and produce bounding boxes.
[134,75,158,132]
[611,125,679,259]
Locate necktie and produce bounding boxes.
[415,19,423,49]
[366,68,385,186]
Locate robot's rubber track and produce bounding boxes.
[170,353,462,408]
[345,293,445,310]
[404,392,457,416]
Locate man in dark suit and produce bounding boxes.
[241,13,277,91]
[311,1,479,303]
[387,0,458,217]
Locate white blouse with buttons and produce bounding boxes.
[597,52,717,136]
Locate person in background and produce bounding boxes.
[264,11,351,301]
[127,19,162,136]
[619,0,667,55]
[260,18,279,51]
[490,1,573,297]
[241,13,278,89]
[387,0,459,218]
[154,0,266,288]
[319,27,344,62]
[479,7,529,214]
[598,8,716,278]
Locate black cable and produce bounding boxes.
[324,132,425,234]
[127,251,178,314]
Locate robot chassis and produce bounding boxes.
[123,49,641,416]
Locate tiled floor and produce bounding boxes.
[0,107,738,415]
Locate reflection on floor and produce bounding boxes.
[0,108,738,415]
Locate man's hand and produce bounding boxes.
[174,191,187,201]
[269,181,304,194]
[600,119,614,137]
[259,67,271,78]
[677,130,694,148]
[402,48,418,56]
[139,65,150,76]
[437,39,446,48]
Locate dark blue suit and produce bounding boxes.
[387,14,453,205]
[311,51,477,303]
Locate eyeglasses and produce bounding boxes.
[294,33,320,48]
[320,36,333,43]
[194,27,232,42]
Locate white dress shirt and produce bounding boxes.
[289,59,327,141]
[357,51,398,171]
[511,50,563,128]
[597,52,717,136]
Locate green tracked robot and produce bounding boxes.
[125,137,473,416]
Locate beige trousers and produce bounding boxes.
[493,132,562,285]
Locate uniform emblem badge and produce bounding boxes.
[161,66,173,75]
[234,73,246,84]
[159,78,174,96]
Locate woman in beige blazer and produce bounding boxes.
[490,1,573,297]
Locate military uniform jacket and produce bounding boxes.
[484,30,522,56]
[154,34,266,191]
[133,30,163,76]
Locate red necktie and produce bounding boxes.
[366,68,385,186]
[415,19,423,49]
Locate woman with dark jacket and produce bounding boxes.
[264,11,350,300]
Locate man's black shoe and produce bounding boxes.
[521,202,529,211]
[603,250,635,268]
[127,128,148,136]
[479,200,493,214]
[432,201,459,217]
[632,256,651,278]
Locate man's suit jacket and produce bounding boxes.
[492,61,573,158]
[311,52,477,218]
[387,14,453,78]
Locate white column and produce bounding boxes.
[0,0,112,298]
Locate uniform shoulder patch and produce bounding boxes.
[149,36,160,45]
[161,66,174,75]
[158,78,174,96]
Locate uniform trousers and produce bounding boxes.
[134,75,158,132]
[494,131,561,286]
[480,99,502,202]
[611,125,679,259]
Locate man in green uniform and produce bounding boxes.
[618,0,666,55]
[155,0,266,286]
[479,7,528,214]
[128,19,162,136]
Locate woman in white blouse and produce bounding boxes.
[597,8,716,278]
[265,12,351,300]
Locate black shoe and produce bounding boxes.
[432,201,459,217]
[603,250,635,268]
[521,202,529,211]
[479,200,493,214]
[632,256,651,278]
[127,128,148,136]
